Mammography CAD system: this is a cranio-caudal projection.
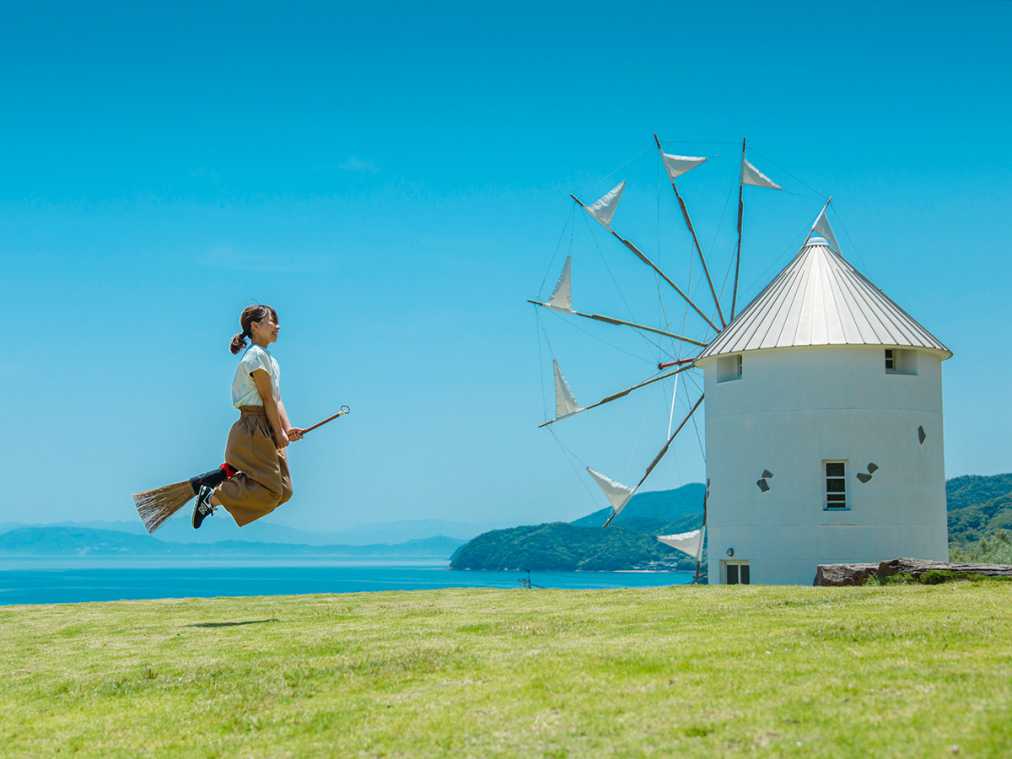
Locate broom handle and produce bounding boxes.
[301,405,351,435]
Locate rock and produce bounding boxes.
[876,558,1012,580]
[814,563,879,586]
[814,558,1012,586]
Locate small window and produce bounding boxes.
[717,354,743,383]
[885,349,917,375]
[824,460,847,510]
[723,560,750,585]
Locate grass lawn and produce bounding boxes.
[1,583,1010,757]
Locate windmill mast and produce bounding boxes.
[653,134,726,329]
[571,194,721,334]
[731,137,747,321]
[694,479,709,584]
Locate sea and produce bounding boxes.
[0,560,693,606]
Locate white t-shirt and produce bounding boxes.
[232,345,281,408]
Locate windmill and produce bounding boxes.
[529,137,951,585]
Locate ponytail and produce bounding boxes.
[229,331,248,355]
[229,304,278,355]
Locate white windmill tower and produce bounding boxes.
[696,212,951,585]
[530,138,951,585]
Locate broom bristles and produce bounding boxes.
[132,481,197,534]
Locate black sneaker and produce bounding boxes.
[192,485,216,529]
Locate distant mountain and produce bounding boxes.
[0,527,464,559]
[0,516,499,546]
[144,518,344,545]
[449,523,694,571]
[0,527,163,555]
[311,519,506,545]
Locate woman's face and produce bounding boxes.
[250,313,279,344]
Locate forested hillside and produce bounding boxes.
[946,473,1012,543]
[451,486,704,571]
[449,523,694,571]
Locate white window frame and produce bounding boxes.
[824,459,848,510]
[717,354,743,383]
[885,348,917,376]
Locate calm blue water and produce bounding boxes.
[0,561,692,605]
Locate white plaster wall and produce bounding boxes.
[698,345,948,585]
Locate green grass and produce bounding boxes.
[2,584,1010,757]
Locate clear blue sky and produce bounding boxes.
[2,2,1009,530]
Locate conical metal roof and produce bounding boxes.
[697,237,950,361]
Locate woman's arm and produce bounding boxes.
[251,369,288,448]
[278,400,304,441]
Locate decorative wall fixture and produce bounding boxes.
[918,426,927,445]
[857,462,879,484]
[756,469,773,492]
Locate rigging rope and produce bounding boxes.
[597,145,654,184]
[534,304,608,509]
[683,370,707,463]
[542,305,661,365]
[825,201,871,275]
[765,161,828,201]
[581,208,639,323]
[533,305,549,422]
[547,426,601,506]
[564,212,681,360]
[537,202,576,299]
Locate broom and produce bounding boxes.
[132,405,351,533]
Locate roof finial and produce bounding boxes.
[808,197,840,251]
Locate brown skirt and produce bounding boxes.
[215,406,293,527]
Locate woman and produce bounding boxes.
[193,304,304,529]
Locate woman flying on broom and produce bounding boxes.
[191,304,305,529]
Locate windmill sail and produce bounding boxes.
[583,181,625,227]
[552,360,582,419]
[732,142,781,320]
[587,467,634,518]
[661,153,707,181]
[653,136,725,328]
[545,256,573,311]
[657,528,704,562]
[740,158,781,190]
[539,364,695,428]
[810,202,840,251]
